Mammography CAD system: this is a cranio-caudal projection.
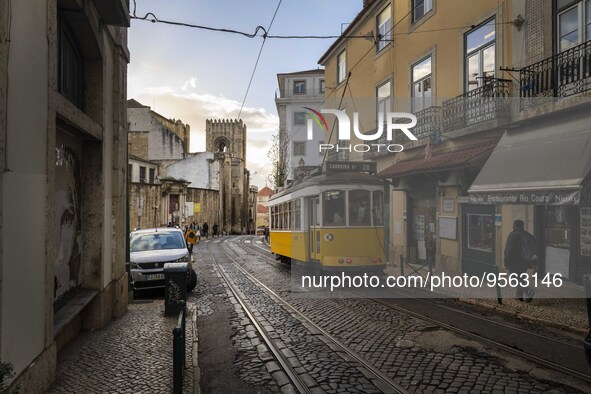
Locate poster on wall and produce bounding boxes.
[438,216,457,240]
[581,207,591,256]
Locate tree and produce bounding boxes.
[267,129,289,188]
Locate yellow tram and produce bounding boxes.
[268,163,387,272]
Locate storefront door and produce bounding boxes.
[462,204,496,275]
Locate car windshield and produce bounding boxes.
[130,232,186,252]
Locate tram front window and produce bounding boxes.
[349,190,371,226]
[323,190,345,226]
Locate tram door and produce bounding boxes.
[308,197,321,260]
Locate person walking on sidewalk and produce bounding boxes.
[212,223,219,238]
[202,222,209,239]
[185,224,198,254]
[504,219,537,302]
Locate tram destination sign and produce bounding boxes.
[325,161,377,174]
[469,190,581,205]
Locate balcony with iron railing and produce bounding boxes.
[363,106,442,159]
[442,78,512,133]
[520,40,591,111]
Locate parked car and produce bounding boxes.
[129,228,197,292]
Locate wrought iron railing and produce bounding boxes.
[442,79,512,132]
[520,40,591,110]
[413,106,441,140]
[362,106,442,159]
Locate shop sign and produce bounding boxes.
[469,190,581,205]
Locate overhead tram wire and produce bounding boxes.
[238,0,283,119]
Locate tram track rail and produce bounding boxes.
[213,238,409,394]
[204,241,312,394]
[236,235,591,386]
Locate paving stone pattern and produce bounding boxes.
[226,238,585,394]
[202,243,382,394]
[49,301,195,393]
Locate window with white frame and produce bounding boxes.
[294,112,306,125]
[319,79,325,93]
[337,50,347,84]
[413,0,433,23]
[294,80,306,94]
[412,56,432,112]
[293,142,306,156]
[376,80,391,126]
[377,5,392,51]
[465,17,496,91]
[557,0,591,52]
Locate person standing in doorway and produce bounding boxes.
[504,219,537,302]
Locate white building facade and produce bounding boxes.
[275,69,325,181]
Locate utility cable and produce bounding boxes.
[238,0,282,119]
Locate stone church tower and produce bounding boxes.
[205,119,251,234]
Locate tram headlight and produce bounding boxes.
[346,258,352,264]
[338,258,344,264]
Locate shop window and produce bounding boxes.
[349,190,371,226]
[466,213,494,252]
[372,191,384,226]
[323,191,345,226]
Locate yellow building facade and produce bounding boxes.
[318,0,591,286]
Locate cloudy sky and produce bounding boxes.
[128,0,361,187]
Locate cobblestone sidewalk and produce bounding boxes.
[48,300,197,393]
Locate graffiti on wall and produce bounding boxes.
[54,131,83,306]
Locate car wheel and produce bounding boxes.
[187,269,197,292]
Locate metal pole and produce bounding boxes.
[584,275,591,367]
[172,326,183,394]
[494,265,503,305]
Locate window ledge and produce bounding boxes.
[54,289,98,336]
[409,9,436,32]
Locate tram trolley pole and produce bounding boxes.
[173,300,186,394]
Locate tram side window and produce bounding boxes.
[372,191,384,226]
[349,190,371,226]
[287,201,294,230]
[323,191,345,226]
[294,199,301,229]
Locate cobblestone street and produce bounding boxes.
[49,300,196,393]
[46,236,591,393]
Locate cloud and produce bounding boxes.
[181,77,198,91]
[129,89,279,188]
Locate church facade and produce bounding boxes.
[127,100,256,234]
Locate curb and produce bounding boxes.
[192,305,201,394]
[457,298,589,335]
